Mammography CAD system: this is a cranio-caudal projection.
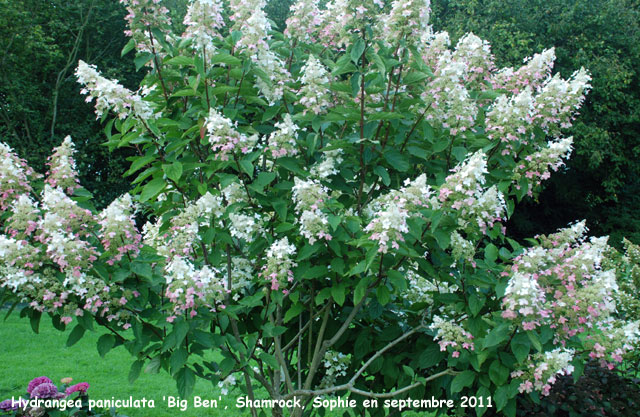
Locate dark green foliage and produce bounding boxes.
[432,0,640,246]
[515,363,640,417]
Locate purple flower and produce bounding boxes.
[65,383,89,396]
[0,399,20,411]
[27,376,52,394]
[30,383,64,399]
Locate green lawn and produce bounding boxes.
[0,313,435,417]
[0,312,245,417]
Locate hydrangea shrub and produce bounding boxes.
[1,0,639,416]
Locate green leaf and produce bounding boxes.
[403,71,429,84]
[376,286,391,305]
[383,149,410,172]
[489,360,509,385]
[66,324,86,347]
[373,165,391,186]
[139,177,166,203]
[128,360,144,384]
[125,154,156,176]
[97,334,116,358]
[451,370,475,394]
[272,200,287,221]
[176,367,196,398]
[134,53,154,71]
[259,351,280,369]
[484,244,498,263]
[212,53,242,66]
[468,293,485,317]
[510,332,530,363]
[351,39,366,63]
[483,324,510,349]
[284,303,305,323]
[354,277,369,305]
[171,348,189,374]
[331,284,346,306]
[29,310,41,334]
[494,385,509,411]
[163,162,183,182]
[297,243,321,261]
[527,330,542,352]
[145,356,162,374]
[166,56,194,66]
[239,159,253,176]
[121,38,136,57]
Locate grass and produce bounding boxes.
[0,313,435,417]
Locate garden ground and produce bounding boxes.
[0,313,434,417]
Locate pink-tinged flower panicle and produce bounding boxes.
[98,193,142,265]
[76,60,155,121]
[267,114,299,158]
[379,0,431,47]
[120,0,171,55]
[429,315,475,356]
[206,108,258,161]
[285,0,323,42]
[260,237,297,293]
[182,0,225,56]
[5,194,40,239]
[491,48,556,94]
[165,256,228,318]
[513,348,574,396]
[0,143,38,211]
[45,136,80,195]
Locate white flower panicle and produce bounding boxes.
[39,185,95,237]
[450,231,475,267]
[5,195,40,239]
[534,69,591,134]
[512,348,574,396]
[292,178,331,244]
[380,0,431,46]
[228,0,266,30]
[268,114,299,158]
[120,0,171,55]
[45,136,80,194]
[98,194,142,265]
[165,256,228,320]
[319,350,351,388]
[486,88,536,146]
[229,212,264,243]
[429,315,475,356]
[146,192,223,260]
[182,0,225,55]
[298,55,332,115]
[366,174,432,253]
[492,48,556,93]
[310,149,343,180]
[285,0,323,42]
[502,272,547,319]
[515,137,573,195]
[206,108,258,161]
[261,237,297,293]
[0,143,38,210]
[76,60,155,120]
[451,32,494,86]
